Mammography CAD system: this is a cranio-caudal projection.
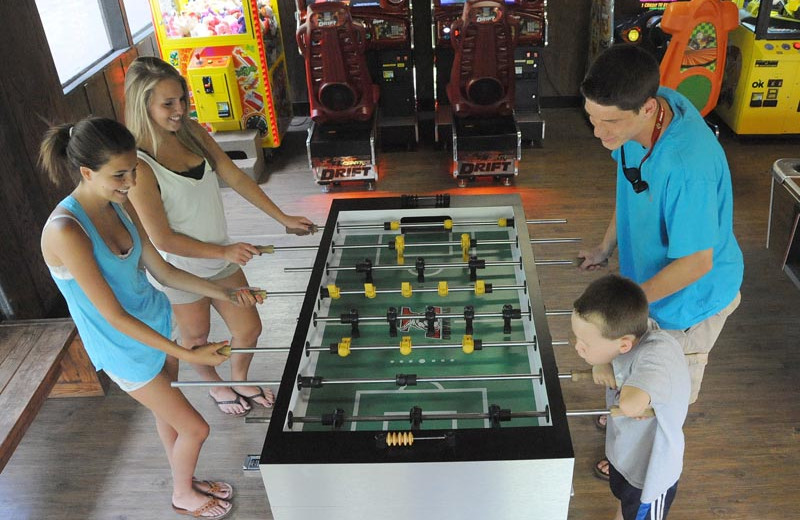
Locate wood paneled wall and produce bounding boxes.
[0,0,157,320]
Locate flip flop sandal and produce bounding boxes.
[172,496,232,519]
[593,457,610,481]
[209,394,251,417]
[233,387,274,408]
[192,479,234,501]
[595,414,608,431]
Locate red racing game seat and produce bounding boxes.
[296,1,380,124]
[446,0,520,118]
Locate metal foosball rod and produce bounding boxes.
[171,380,281,388]
[286,259,515,273]
[213,347,292,355]
[567,406,656,418]
[305,339,538,355]
[287,406,551,429]
[301,410,551,423]
[318,304,525,338]
[530,237,581,244]
[296,371,546,389]
[306,234,581,265]
[191,345,285,357]
[295,369,592,389]
[256,244,319,254]
[335,218,568,232]
[321,281,526,300]
[286,404,654,430]
[298,237,580,252]
[536,259,576,266]
[227,289,304,302]
[314,308,527,324]
[527,219,568,225]
[285,258,574,274]
[194,339,546,357]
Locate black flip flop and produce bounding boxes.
[593,457,610,481]
[233,387,274,408]
[209,394,251,417]
[595,413,608,431]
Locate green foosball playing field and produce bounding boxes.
[298,227,545,432]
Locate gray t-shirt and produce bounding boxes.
[606,329,690,502]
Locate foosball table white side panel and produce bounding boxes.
[261,457,573,520]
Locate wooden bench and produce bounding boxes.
[0,319,76,472]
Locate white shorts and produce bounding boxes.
[104,369,158,392]
[159,262,242,305]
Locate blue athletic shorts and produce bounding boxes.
[609,462,678,520]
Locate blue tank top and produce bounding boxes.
[48,196,169,382]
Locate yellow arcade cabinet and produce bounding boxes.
[715,0,800,134]
[148,0,292,147]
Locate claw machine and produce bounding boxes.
[149,0,293,147]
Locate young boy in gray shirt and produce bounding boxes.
[572,274,690,520]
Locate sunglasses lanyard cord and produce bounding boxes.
[620,101,666,172]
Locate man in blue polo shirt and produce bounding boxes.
[577,44,743,484]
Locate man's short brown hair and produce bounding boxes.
[581,44,661,113]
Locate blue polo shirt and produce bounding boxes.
[612,88,743,330]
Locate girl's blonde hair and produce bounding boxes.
[124,56,214,168]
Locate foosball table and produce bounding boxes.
[259,194,574,519]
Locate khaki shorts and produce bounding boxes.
[658,292,741,404]
[160,262,242,305]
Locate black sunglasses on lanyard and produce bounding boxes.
[620,101,665,195]
[620,147,649,194]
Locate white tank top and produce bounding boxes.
[137,151,230,278]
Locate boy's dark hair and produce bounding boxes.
[580,44,660,112]
[573,274,649,340]
[39,117,136,187]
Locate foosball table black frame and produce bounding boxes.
[259,194,574,520]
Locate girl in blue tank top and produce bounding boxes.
[40,117,263,519]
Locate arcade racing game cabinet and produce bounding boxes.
[433,0,547,187]
[296,0,417,190]
[715,0,800,134]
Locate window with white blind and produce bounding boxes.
[35,0,154,87]
[123,0,155,37]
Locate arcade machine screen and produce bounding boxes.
[740,0,800,37]
[302,0,408,6]
[437,0,519,4]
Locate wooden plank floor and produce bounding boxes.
[1,108,798,519]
